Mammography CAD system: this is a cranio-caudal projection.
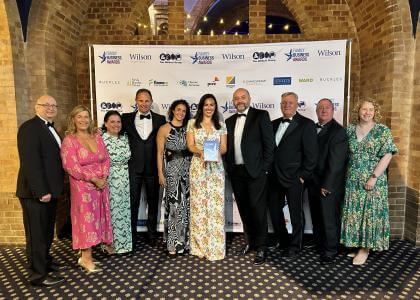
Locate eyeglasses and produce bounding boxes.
[37,104,58,109]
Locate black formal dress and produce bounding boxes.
[16,116,64,285]
[225,107,275,250]
[122,110,166,246]
[269,112,318,253]
[307,119,348,257]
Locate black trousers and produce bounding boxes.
[129,172,160,244]
[307,182,341,256]
[19,197,56,285]
[268,176,304,251]
[230,165,268,250]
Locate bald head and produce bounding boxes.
[232,88,251,112]
[35,95,58,122]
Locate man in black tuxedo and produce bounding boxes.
[122,88,166,248]
[306,98,348,264]
[225,88,275,265]
[269,92,318,258]
[16,95,65,287]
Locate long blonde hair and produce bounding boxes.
[65,105,96,135]
[351,97,382,124]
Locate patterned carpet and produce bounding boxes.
[0,234,419,299]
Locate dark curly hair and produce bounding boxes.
[194,93,221,130]
[167,99,191,127]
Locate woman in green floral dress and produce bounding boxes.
[102,111,132,254]
[341,98,397,265]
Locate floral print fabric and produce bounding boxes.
[187,119,226,261]
[61,134,113,250]
[340,123,398,251]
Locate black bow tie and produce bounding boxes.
[140,114,151,120]
[316,123,324,129]
[237,113,246,118]
[280,118,291,123]
[46,122,54,127]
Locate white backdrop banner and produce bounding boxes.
[92,40,348,233]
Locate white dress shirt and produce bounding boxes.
[234,107,249,165]
[275,115,295,146]
[38,115,61,147]
[135,111,152,140]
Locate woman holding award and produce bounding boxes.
[186,94,227,261]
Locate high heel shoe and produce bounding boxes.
[77,258,102,274]
[77,250,101,265]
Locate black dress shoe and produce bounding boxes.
[320,254,336,264]
[253,250,266,265]
[48,262,61,272]
[235,244,253,255]
[304,239,320,250]
[282,248,300,258]
[31,275,65,287]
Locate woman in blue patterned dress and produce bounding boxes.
[102,111,132,254]
[157,100,192,256]
[341,98,398,265]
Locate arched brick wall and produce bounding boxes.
[1,0,418,245]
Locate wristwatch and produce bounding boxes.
[371,173,377,178]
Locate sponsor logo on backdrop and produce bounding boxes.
[222,53,245,61]
[297,100,306,111]
[190,52,214,64]
[242,79,266,86]
[98,51,122,64]
[149,79,168,87]
[273,77,292,85]
[298,78,314,83]
[207,76,220,87]
[319,76,343,82]
[160,53,182,63]
[251,102,275,109]
[284,48,309,62]
[221,101,237,114]
[129,53,152,62]
[226,76,236,88]
[127,78,142,87]
[252,51,276,62]
[98,80,120,85]
[161,103,198,114]
[177,80,200,87]
[100,101,123,111]
[318,49,341,57]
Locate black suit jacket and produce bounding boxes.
[122,110,166,175]
[225,107,275,178]
[16,116,64,198]
[272,112,318,187]
[312,119,348,193]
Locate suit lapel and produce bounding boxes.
[279,113,300,144]
[35,116,61,149]
[129,112,142,139]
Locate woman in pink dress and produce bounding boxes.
[61,105,113,273]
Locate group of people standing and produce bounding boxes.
[16,87,397,287]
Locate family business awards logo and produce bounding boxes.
[284,48,309,62]
[190,52,214,64]
[98,51,122,64]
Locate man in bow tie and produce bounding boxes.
[306,98,348,264]
[16,95,65,286]
[225,88,275,265]
[269,92,318,258]
[122,88,166,249]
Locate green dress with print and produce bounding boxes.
[340,123,397,251]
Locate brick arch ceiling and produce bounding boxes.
[121,0,155,34]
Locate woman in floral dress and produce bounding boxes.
[102,111,132,254]
[341,98,398,265]
[61,105,112,273]
[186,94,227,261]
[157,100,192,256]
